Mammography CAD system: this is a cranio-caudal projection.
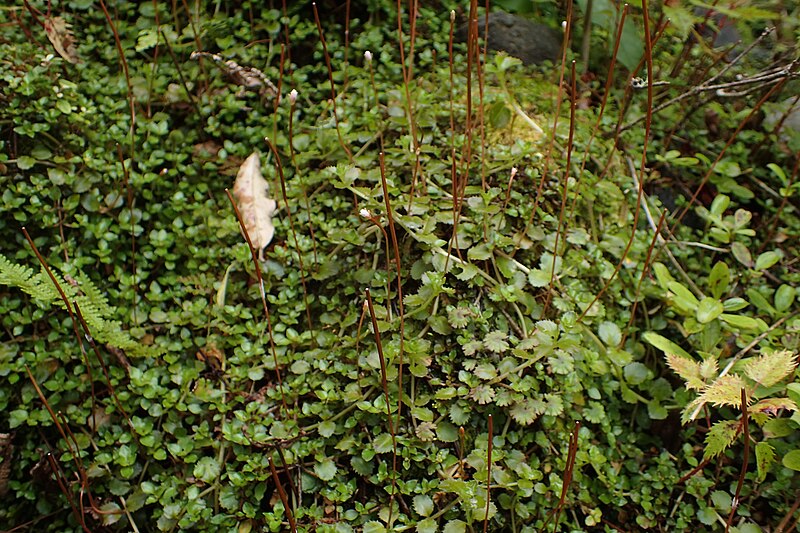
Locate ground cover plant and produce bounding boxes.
[1,0,800,531]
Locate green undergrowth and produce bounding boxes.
[1,1,799,531]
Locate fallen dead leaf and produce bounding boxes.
[232,152,277,260]
[44,16,79,64]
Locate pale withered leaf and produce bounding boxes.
[232,152,276,260]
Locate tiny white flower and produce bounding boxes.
[511,167,518,178]
[360,208,372,219]
[289,89,298,104]
[364,50,372,63]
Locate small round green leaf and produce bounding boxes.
[781,449,800,471]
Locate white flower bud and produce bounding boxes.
[289,89,298,104]
[364,50,373,63]
[360,208,372,219]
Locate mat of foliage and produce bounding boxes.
[1,1,799,532]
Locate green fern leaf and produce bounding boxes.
[703,420,740,460]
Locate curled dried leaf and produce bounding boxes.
[232,152,276,260]
[44,16,79,64]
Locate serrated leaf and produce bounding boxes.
[373,433,394,454]
[363,521,387,533]
[232,152,277,261]
[443,520,467,533]
[454,262,479,281]
[416,518,437,533]
[665,353,705,390]
[755,442,775,482]
[698,375,748,408]
[509,398,544,425]
[484,330,509,353]
[703,420,740,460]
[193,457,221,483]
[468,244,492,261]
[314,458,337,481]
[413,494,434,517]
[470,385,495,404]
[528,268,550,287]
[474,363,497,380]
[744,350,798,387]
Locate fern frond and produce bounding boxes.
[0,253,159,358]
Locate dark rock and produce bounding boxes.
[457,12,562,66]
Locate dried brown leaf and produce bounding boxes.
[750,397,798,417]
[232,152,276,260]
[44,16,79,64]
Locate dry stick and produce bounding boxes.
[762,156,800,250]
[543,61,578,315]
[395,0,423,201]
[280,0,291,66]
[379,152,406,428]
[775,492,800,533]
[287,91,319,269]
[478,0,490,193]
[224,189,288,416]
[670,78,787,230]
[24,367,89,532]
[73,302,135,434]
[312,2,353,162]
[568,4,629,221]
[44,450,83,529]
[269,456,297,533]
[445,10,462,270]
[275,445,299,508]
[446,0,479,269]
[522,0,574,243]
[725,389,750,533]
[97,0,135,163]
[343,0,351,102]
[548,421,581,532]
[265,139,314,337]
[483,414,493,533]
[365,287,399,527]
[159,30,202,123]
[97,0,139,323]
[21,228,97,435]
[458,426,467,480]
[623,209,668,343]
[272,44,286,143]
[578,0,656,323]
[115,145,139,325]
[621,28,788,133]
[146,0,161,118]
[594,18,669,186]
